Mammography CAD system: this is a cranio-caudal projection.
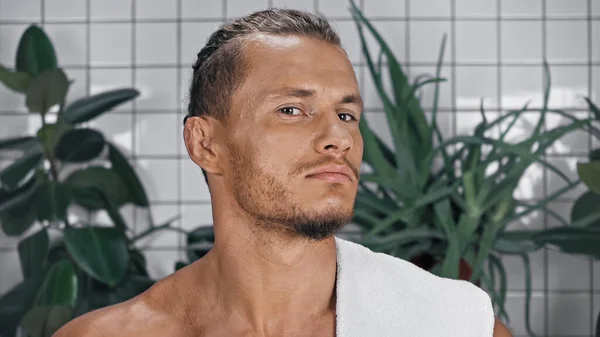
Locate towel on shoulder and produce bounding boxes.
[335,237,495,337]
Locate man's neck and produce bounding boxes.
[199,223,338,335]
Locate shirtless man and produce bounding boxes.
[54,8,513,337]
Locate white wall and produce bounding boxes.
[0,0,599,336]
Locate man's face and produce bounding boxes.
[224,34,363,241]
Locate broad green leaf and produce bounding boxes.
[0,275,45,337]
[34,259,77,307]
[65,166,131,209]
[493,230,542,254]
[18,228,49,279]
[571,191,600,228]
[21,305,71,337]
[361,228,444,250]
[60,88,139,125]
[55,128,105,163]
[187,226,214,262]
[590,149,600,161]
[577,161,600,195]
[34,181,72,222]
[108,143,149,207]
[36,121,72,158]
[64,226,129,286]
[15,25,58,77]
[175,261,187,271]
[0,64,31,93]
[0,178,38,235]
[0,136,38,151]
[130,249,148,276]
[25,68,70,114]
[433,199,460,279]
[0,145,43,189]
[533,227,600,258]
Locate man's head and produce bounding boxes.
[184,8,363,241]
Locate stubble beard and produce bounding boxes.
[228,142,353,241]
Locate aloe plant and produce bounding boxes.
[0,25,182,337]
[348,2,600,335]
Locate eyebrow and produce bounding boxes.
[268,87,363,109]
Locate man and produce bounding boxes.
[54,8,513,337]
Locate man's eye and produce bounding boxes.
[279,107,301,115]
[339,113,356,122]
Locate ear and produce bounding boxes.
[183,116,223,176]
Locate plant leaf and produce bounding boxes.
[571,191,600,229]
[0,275,45,337]
[34,181,72,222]
[15,25,58,77]
[21,305,71,337]
[0,177,38,235]
[108,143,149,207]
[65,166,132,209]
[0,64,32,93]
[533,227,600,258]
[64,226,129,286]
[0,136,38,151]
[577,161,600,195]
[60,88,140,125]
[25,68,70,114]
[55,128,105,163]
[584,97,600,121]
[18,228,49,279]
[0,145,43,189]
[187,226,214,262]
[34,259,78,307]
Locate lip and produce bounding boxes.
[305,165,354,183]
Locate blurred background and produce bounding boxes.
[1,0,599,336]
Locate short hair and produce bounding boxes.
[184,8,342,185]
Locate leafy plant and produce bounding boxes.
[0,25,181,337]
[348,2,600,336]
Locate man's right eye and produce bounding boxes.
[279,107,302,115]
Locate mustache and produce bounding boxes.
[291,156,360,179]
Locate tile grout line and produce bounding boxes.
[541,0,549,334]
[587,0,595,334]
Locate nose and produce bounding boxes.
[313,113,353,158]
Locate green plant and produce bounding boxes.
[0,25,181,337]
[348,2,600,336]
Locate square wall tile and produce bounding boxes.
[0,24,28,68]
[333,20,364,64]
[409,21,451,63]
[316,0,353,18]
[135,205,181,248]
[593,67,600,103]
[44,24,87,66]
[135,158,178,202]
[135,113,179,155]
[44,0,86,21]
[455,111,499,137]
[143,249,181,279]
[136,23,177,65]
[0,115,42,139]
[364,21,407,63]
[135,68,178,110]
[409,0,451,18]
[90,23,132,66]
[362,65,394,110]
[503,293,546,336]
[181,0,223,18]
[179,67,194,112]
[0,251,23,295]
[181,160,211,202]
[88,113,134,153]
[546,21,588,63]
[181,204,214,231]
[547,293,592,336]
[135,0,176,19]
[593,262,600,291]
[501,250,545,291]
[455,0,496,17]
[64,68,88,104]
[180,21,223,66]
[409,65,453,110]
[0,0,41,20]
[546,112,592,155]
[594,22,600,62]
[546,156,589,200]
[546,0,588,18]
[363,0,406,17]
[514,161,545,199]
[548,248,591,290]
[90,0,132,20]
[546,66,589,110]
[501,21,542,63]
[90,68,134,111]
[273,0,314,12]
[500,0,542,18]
[594,1,600,16]
[455,66,499,109]
[0,87,26,112]
[455,21,498,63]
[226,0,269,18]
[425,111,453,142]
[501,65,543,110]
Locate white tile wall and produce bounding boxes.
[0,0,597,335]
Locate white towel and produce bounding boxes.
[334,236,495,337]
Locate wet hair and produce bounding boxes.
[184,8,342,185]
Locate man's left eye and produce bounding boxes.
[339,113,356,122]
[279,107,301,115]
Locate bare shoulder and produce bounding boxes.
[493,318,513,337]
[52,274,190,337]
